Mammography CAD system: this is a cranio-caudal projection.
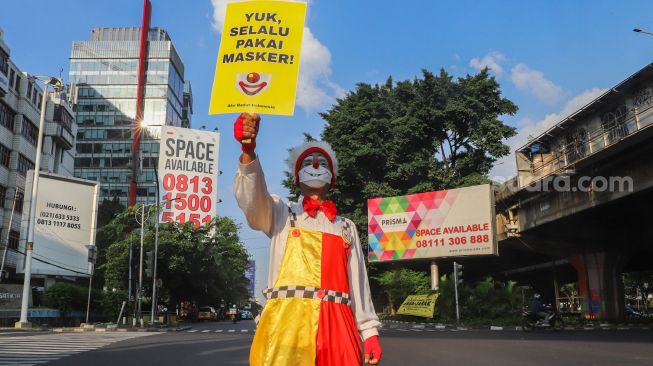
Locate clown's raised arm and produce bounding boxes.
[232,113,288,237]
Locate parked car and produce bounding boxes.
[197,306,218,321]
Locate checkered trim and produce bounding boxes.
[263,286,350,305]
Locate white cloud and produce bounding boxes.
[490,88,608,179]
[511,63,564,104]
[469,51,506,75]
[210,0,343,113]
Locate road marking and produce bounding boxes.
[215,330,223,333]
[228,330,235,333]
[187,330,199,333]
[0,332,156,366]
[201,330,211,333]
[241,329,248,333]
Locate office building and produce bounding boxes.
[0,28,77,279]
[69,27,192,206]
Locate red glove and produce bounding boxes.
[233,113,260,153]
[364,335,382,364]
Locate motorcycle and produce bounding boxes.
[230,312,240,324]
[522,306,564,332]
[625,304,643,319]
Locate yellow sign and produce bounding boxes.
[209,0,307,116]
[397,293,438,318]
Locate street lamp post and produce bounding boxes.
[150,160,160,325]
[134,195,176,327]
[16,76,63,329]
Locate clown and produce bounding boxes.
[234,113,382,365]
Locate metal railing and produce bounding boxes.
[528,102,653,176]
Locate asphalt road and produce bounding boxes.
[1,322,652,365]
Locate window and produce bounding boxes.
[27,82,32,100]
[14,73,20,92]
[9,69,15,88]
[17,154,34,175]
[0,185,5,209]
[21,117,38,145]
[75,157,92,167]
[14,192,24,214]
[0,101,15,131]
[8,230,19,250]
[0,49,8,75]
[77,143,93,154]
[54,105,73,132]
[0,143,10,168]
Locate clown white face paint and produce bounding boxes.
[298,153,332,188]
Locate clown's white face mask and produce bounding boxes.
[298,153,332,189]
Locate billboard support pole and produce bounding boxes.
[453,261,460,324]
[430,261,439,291]
[128,233,133,302]
[150,161,160,325]
[137,205,145,326]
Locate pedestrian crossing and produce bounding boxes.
[0,332,157,365]
[186,329,253,333]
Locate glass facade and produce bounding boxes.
[70,27,190,206]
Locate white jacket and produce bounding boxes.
[234,158,381,340]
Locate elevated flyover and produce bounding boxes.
[496,61,653,320]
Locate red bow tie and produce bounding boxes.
[302,197,337,222]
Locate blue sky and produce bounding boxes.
[3,0,653,303]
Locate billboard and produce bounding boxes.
[368,184,497,262]
[209,0,307,115]
[18,172,99,276]
[0,284,32,308]
[158,125,220,228]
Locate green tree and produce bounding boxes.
[283,69,517,250]
[94,204,136,289]
[100,207,251,311]
[374,269,431,315]
[97,196,125,228]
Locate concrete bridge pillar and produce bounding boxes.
[568,252,627,321]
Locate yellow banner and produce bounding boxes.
[397,293,438,318]
[209,0,307,116]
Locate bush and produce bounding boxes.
[99,290,130,322]
[45,283,87,317]
[436,275,523,324]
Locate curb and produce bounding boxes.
[380,320,653,332]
